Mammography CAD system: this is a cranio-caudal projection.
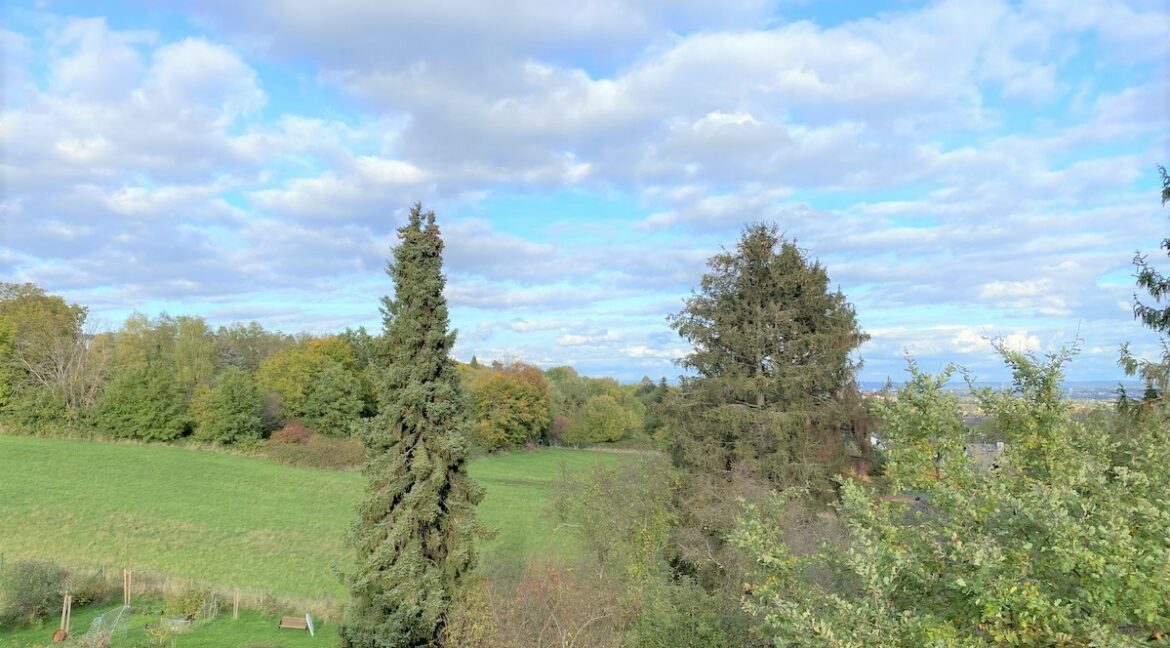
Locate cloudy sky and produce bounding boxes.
[3,0,1168,383]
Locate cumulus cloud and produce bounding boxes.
[5,0,1168,381]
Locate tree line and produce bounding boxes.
[0,290,657,451]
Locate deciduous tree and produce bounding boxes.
[469,362,552,450]
[191,366,263,444]
[736,350,1170,646]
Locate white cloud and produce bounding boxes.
[5,1,1168,382]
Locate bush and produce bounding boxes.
[627,579,748,648]
[165,587,217,620]
[0,560,64,626]
[260,432,365,470]
[270,421,313,444]
[446,562,627,648]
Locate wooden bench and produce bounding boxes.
[278,616,308,631]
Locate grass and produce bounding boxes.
[0,434,629,607]
[0,598,337,648]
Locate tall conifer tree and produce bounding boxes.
[342,204,482,648]
[665,223,868,486]
[661,224,868,590]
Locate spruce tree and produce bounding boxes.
[665,223,868,486]
[661,223,868,590]
[1133,164,1170,334]
[341,204,482,648]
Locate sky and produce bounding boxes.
[2,0,1169,384]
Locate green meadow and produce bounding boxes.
[0,435,628,605]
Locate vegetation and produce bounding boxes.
[735,349,1170,646]
[5,186,1169,647]
[190,366,263,444]
[1121,163,1170,410]
[0,599,337,648]
[1132,163,1170,335]
[0,561,64,627]
[664,223,868,487]
[654,223,869,635]
[342,205,483,647]
[0,435,628,606]
[468,362,552,450]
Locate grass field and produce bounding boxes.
[0,435,628,606]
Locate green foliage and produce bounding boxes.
[165,587,217,620]
[343,204,484,648]
[192,366,264,444]
[256,341,364,435]
[0,283,98,425]
[663,223,868,487]
[0,317,16,410]
[1120,165,1170,413]
[174,315,216,392]
[566,394,640,444]
[545,367,646,445]
[626,579,747,648]
[302,360,364,436]
[256,345,325,419]
[552,456,677,578]
[0,283,86,345]
[633,377,670,439]
[870,360,968,491]
[93,363,188,440]
[469,363,552,450]
[735,350,1170,647]
[0,560,64,627]
[659,224,867,598]
[214,321,295,372]
[114,312,178,369]
[1132,163,1170,335]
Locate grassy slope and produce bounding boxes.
[0,435,626,603]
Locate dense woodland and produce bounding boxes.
[2,173,1170,647]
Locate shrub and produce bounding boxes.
[627,579,747,648]
[0,560,64,626]
[260,432,365,470]
[165,587,217,620]
[270,421,313,444]
[446,562,627,648]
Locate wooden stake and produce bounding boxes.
[233,588,240,620]
[65,595,72,634]
[59,594,68,631]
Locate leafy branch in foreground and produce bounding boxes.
[735,349,1170,647]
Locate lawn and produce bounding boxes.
[0,599,338,648]
[0,435,629,606]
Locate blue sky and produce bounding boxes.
[2,0,1168,383]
